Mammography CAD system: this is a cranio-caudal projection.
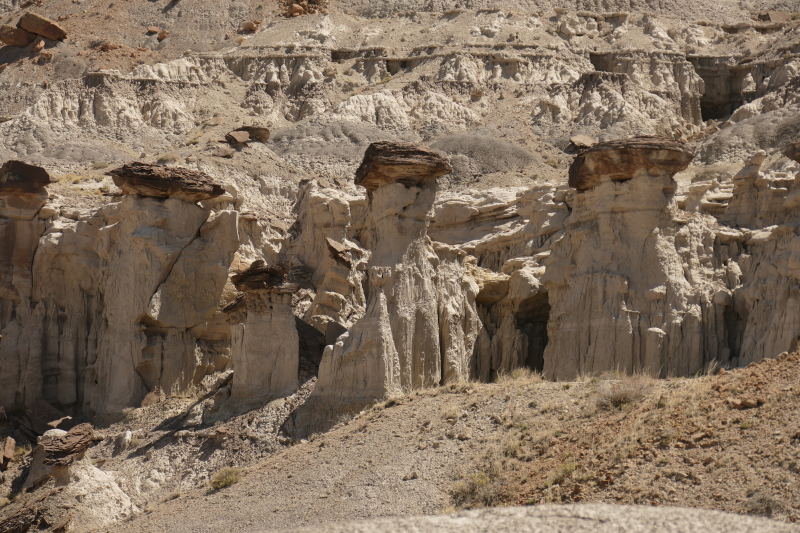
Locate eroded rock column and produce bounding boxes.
[290,142,452,432]
[226,262,300,405]
[542,137,706,379]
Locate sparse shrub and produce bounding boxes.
[451,472,504,508]
[128,438,142,448]
[503,437,521,458]
[545,158,558,168]
[658,427,677,448]
[441,404,459,420]
[156,153,179,165]
[92,162,109,169]
[596,374,652,410]
[544,461,576,487]
[345,69,355,76]
[747,491,786,517]
[211,467,242,490]
[380,75,392,84]
[792,12,800,20]
[740,420,751,429]
[236,35,246,45]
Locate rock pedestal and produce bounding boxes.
[289,142,453,434]
[543,136,707,379]
[226,262,300,405]
[0,160,52,220]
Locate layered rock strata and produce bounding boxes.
[225,262,301,405]
[108,163,225,203]
[543,137,713,379]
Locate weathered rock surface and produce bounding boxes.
[0,436,14,471]
[226,262,302,406]
[0,160,52,194]
[225,130,250,145]
[108,162,225,203]
[279,504,800,533]
[41,423,93,466]
[0,24,36,47]
[568,136,694,190]
[237,125,270,143]
[18,12,67,41]
[354,141,452,192]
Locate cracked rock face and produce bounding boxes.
[108,163,226,203]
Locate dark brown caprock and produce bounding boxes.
[0,160,53,194]
[231,260,300,293]
[108,162,225,203]
[568,136,694,191]
[355,141,451,192]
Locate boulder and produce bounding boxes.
[0,24,36,47]
[355,141,452,192]
[570,134,597,149]
[236,125,270,142]
[213,147,236,158]
[0,160,53,194]
[108,162,225,203]
[225,130,250,145]
[18,13,67,41]
[147,26,160,34]
[784,141,800,164]
[157,30,169,41]
[568,136,694,190]
[42,423,93,466]
[242,21,259,32]
[1,436,14,471]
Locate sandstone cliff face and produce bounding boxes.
[0,166,240,423]
[5,133,800,427]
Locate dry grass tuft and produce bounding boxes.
[451,472,505,508]
[496,367,543,385]
[210,467,242,490]
[595,373,654,410]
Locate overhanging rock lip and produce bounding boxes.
[568,136,695,191]
[355,141,452,192]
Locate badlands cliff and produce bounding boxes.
[0,0,798,427]
[0,0,799,527]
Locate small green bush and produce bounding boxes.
[211,467,242,490]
